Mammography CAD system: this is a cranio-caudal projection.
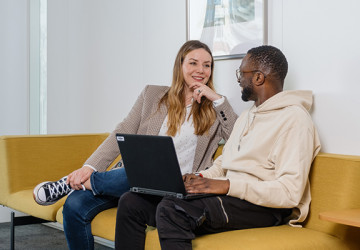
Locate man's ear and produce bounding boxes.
[252,72,265,86]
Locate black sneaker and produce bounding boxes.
[33,176,72,206]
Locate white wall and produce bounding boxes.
[0,0,29,223]
[142,1,186,86]
[0,0,29,135]
[47,0,145,133]
[276,0,360,155]
[47,0,187,134]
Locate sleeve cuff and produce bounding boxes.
[82,164,97,172]
[212,96,225,107]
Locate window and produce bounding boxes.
[29,0,47,134]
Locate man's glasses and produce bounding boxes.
[236,69,266,82]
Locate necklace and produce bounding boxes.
[185,96,193,106]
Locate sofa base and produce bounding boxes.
[9,212,51,250]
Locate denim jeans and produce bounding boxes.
[63,167,129,250]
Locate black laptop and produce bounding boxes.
[116,133,214,200]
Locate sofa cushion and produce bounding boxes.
[56,203,350,250]
[7,189,65,221]
[145,225,350,250]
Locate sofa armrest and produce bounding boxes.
[0,133,109,206]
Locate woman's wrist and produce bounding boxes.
[212,96,225,107]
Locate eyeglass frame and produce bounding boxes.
[236,68,267,82]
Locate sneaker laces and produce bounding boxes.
[47,177,72,201]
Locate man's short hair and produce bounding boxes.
[247,45,288,82]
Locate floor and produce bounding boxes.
[0,222,113,250]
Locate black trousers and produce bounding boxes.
[115,192,291,250]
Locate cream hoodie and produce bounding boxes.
[201,90,321,226]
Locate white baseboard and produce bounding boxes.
[0,206,28,223]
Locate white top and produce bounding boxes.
[158,96,225,175]
[159,104,197,175]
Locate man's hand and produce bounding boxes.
[184,175,230,195]
[67,166,94,190]
[182,173,200,183]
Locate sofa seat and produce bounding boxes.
[6,189,66,222]
[56,205,350,250]
[145,225,350,250]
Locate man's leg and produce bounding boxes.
[62,190,118,250]
[115,192,162,250]
[155,197,207,250]
[155,196,291,250]
[196,196,291,233]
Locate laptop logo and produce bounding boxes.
[116,136,125,141]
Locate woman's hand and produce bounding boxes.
[189,83,222,103]
[67,166,94,190]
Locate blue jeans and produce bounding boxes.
[62,167,129,250]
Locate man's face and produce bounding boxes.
[238,55,255,102]
[240,78,254,102]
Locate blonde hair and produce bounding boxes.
[159,40,217,136]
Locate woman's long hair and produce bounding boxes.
[159,40,217,137]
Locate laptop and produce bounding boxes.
[116,133,214,200]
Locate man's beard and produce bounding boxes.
[241,85,253,102]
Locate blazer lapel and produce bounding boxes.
[192,119,219,171]
[146,102,168,136]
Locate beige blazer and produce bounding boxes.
[84,85,238,173]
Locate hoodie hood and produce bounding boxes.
[255,90,313,113]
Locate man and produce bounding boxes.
[115,45,321,250]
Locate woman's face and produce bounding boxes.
[182,48,212,88]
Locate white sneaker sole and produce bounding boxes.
[33,181,57,206]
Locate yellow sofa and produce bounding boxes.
[1,134,360,249]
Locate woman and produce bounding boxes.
[33,40,238,250]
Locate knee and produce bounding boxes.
[156,198,179,228]
[63,191,85,220]
[117,192,131,214]
[156,197,195,240]
[117,192,141,218]
[156,197,175,218]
